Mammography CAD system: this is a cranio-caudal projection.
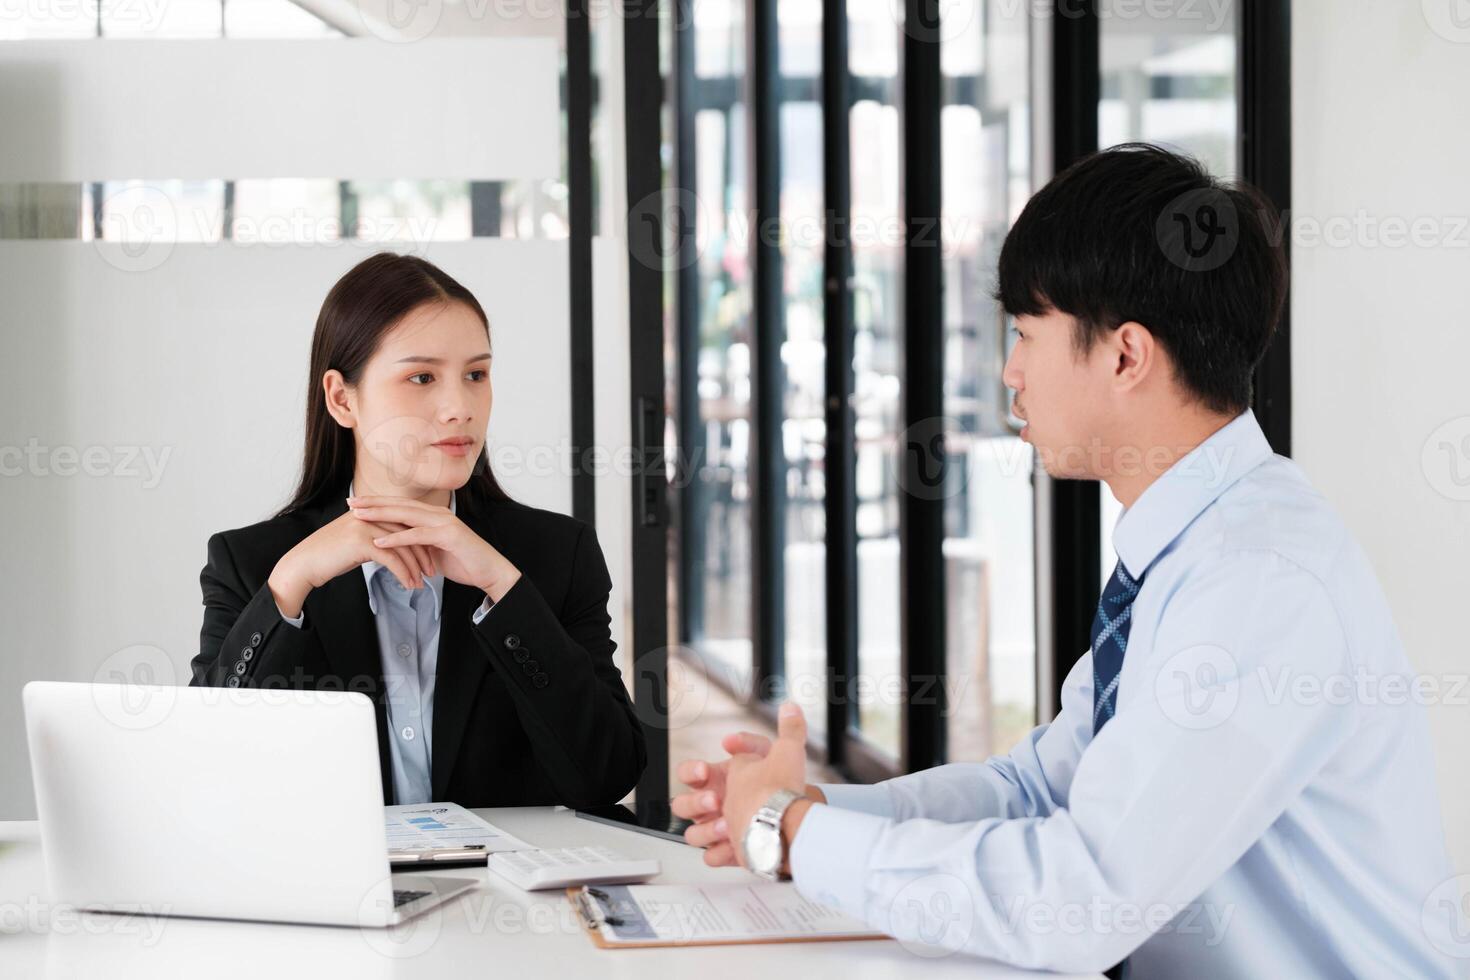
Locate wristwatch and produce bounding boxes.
[742,789,801,881]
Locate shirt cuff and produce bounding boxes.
[816,782,896,819]
[789,802,887,921]
[471,594,494,625]
[275,601,305,629]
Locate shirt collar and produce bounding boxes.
[350,479,453,619]
[1111,410,1275,580]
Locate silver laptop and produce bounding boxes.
[22,681,475,927]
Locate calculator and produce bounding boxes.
[485,847,661,891]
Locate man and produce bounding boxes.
[672,145,1459,978]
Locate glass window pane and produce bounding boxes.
[777,0,825,722]
[694,0,745,78]
[940,0,1035,761]
[0,185,87,239]
[7,178,547,243]
[847,0,898,77]
[497,179,570,240]
[778,0,821,76]
[685,0,754,692]
[348,179,473,242]
[98,179,225,242]
[231,179,342,242]
[849,0,903,758]
[1099,0,1239,568]
[1100,4,1239,177]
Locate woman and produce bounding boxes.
[192,252,646,809]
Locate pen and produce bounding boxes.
[585,888,625,926]
[388,845,488,862]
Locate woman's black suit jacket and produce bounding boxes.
[190,487,647,808]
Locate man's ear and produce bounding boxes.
[321,369,356,429]
[1111,321,1157,394]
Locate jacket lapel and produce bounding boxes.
[430,493,501,801]
[299,493,395,801]
[303,494,386,693]
[295,487,503,804]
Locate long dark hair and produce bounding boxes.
[275,252,510,519]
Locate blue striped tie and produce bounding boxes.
[1093,560,1143,980]
[1091,560,1143,735]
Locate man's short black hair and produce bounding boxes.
[995,143,1287,415]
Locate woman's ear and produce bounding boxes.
[321,369,356,429]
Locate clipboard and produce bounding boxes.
[568,883,888,949]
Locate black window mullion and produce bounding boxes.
[673,0,705,649]
[748,0,786,702]
[338,181,359,238]
[821,0,857,768]
[1239,0,1292,457]
[1042,0,1102,720]
[622,0,670,804]
[899,0,947,774]
[470,182,504,237]
[222,181,235,241]
[1053,0,1101,168]
[567,0,595,527]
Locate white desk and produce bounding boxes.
[0,807,1103,979]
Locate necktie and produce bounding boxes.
[1094,560,1144,980]
[1091,560,1143,735]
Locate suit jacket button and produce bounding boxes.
[249,632,262,647]
[226,675,241,688]
[522,660,539,675]
[532,672,549,689]
[233,661,248,675]
[513,649,530,664]
[241,648,254,662]
[504,634,521,651]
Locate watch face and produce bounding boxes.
[746,823,783,874]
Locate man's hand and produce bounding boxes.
[722,703,810,872]
[672,731,773,867]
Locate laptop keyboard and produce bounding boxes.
[393,889,430,908]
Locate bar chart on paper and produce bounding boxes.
[384,802,532,851]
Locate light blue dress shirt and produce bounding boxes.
[277,483,493,805]
[791,411,1460,978]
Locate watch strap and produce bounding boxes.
[747,789,802,879]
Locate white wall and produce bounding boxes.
[591,2,635,693]
[1292,0,1470,871]
[0,40,558,181]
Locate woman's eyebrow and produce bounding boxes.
[394,353,493,365]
